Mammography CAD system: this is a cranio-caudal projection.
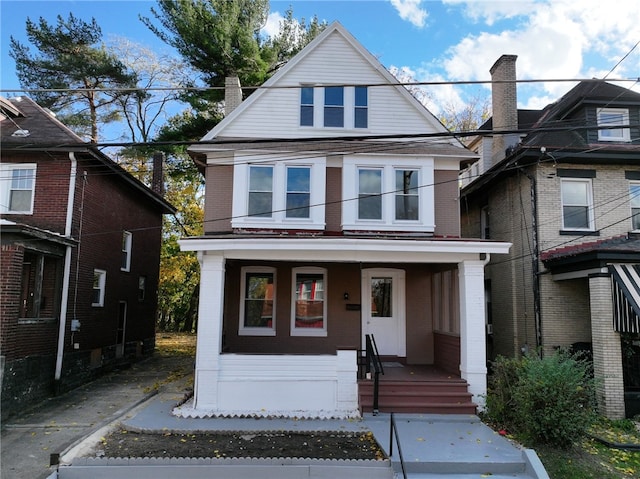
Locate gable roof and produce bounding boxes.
[0,96,175,214]
[191,21,460,152]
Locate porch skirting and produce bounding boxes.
[175,350,360,419]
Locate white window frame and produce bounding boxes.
[630,181,640,232]
[291,267,327,337]
[342,156,435,232]
[560,178,595,231]
[121,231,132,272]
[0,163,36,214]
[92,269,106,307]
[239,266,276,336]
[232,153,326,230]
[301,86,369,131]
[597,108,630,142]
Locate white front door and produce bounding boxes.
[361,269,406,357]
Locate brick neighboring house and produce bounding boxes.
[179,22,510,419]
[0,96,175,420]
[460,55,640,419]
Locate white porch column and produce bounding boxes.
[589,273,625,419]
[458,260,487,409]
[193,252,226,411]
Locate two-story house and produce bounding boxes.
[0,96,175,420]
[460,55,640,419]
[179,22,510,419]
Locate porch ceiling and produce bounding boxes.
[179,236,511,263]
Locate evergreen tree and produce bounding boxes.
[10,13,137,142]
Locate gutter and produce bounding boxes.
[54,152,77,384]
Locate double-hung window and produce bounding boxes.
[324,86,344,127]
[300,87,314,127]
[233,154,326,229]
[121,231,132,271]
[354,86,368,128]
[561,178,594,230]
[395,169,419,220]
[343,157,434,232]
[0,163,36,214]
[92,269,106,307]
[291,267,327,336]
[358,168,382,220]
[286,166,310,218]
[631,182,640,231]
[248,166,273,217]
[239,267,276,336]
[597,108,630,142]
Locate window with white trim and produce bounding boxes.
[239,267,276,336]
[286,166,310,218]
[597,108,630,142]
[561,178,594,230]
[300,86,314,126]
[343,156,435,232]
[92,269,106,307]
[0,163,36,214]
[248,166,273,217]
[395,169,419,220]
[121,231,132,271]
[291,267,327,336]
[232,154,326,229]
[300,86,368,130]
[354,86,368,128]
[631,182,640,231]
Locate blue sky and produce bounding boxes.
[2,0,639,137]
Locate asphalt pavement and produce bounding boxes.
[0,353,194,479]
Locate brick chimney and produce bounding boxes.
[225,76,243,116]
[490,55,519,165]
[152,151,164,196]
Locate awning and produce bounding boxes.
[610,264,640,333]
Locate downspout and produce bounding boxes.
[519,167,543,353]
[54,152,77,385]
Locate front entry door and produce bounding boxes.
[361,269,406,357]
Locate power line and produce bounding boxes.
[2,77,640,94]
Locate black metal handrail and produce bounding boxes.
[388,413,407,479]
[365,334,384,415]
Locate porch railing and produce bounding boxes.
[361,334,384,415]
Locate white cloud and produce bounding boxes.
[436,0,640,108]
[389,0,429,28]
[262,11,286,38]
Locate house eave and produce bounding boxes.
[179,236,511,262]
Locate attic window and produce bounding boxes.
[597,108,630,142]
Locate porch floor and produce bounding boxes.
[373,362,463,382]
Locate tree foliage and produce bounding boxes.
[10,13,136,142]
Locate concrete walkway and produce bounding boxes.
[2,349,548,479]
[59,388,548,478]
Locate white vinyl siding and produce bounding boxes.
[219,32,438,139]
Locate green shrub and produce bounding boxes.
[484,350,596,448]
